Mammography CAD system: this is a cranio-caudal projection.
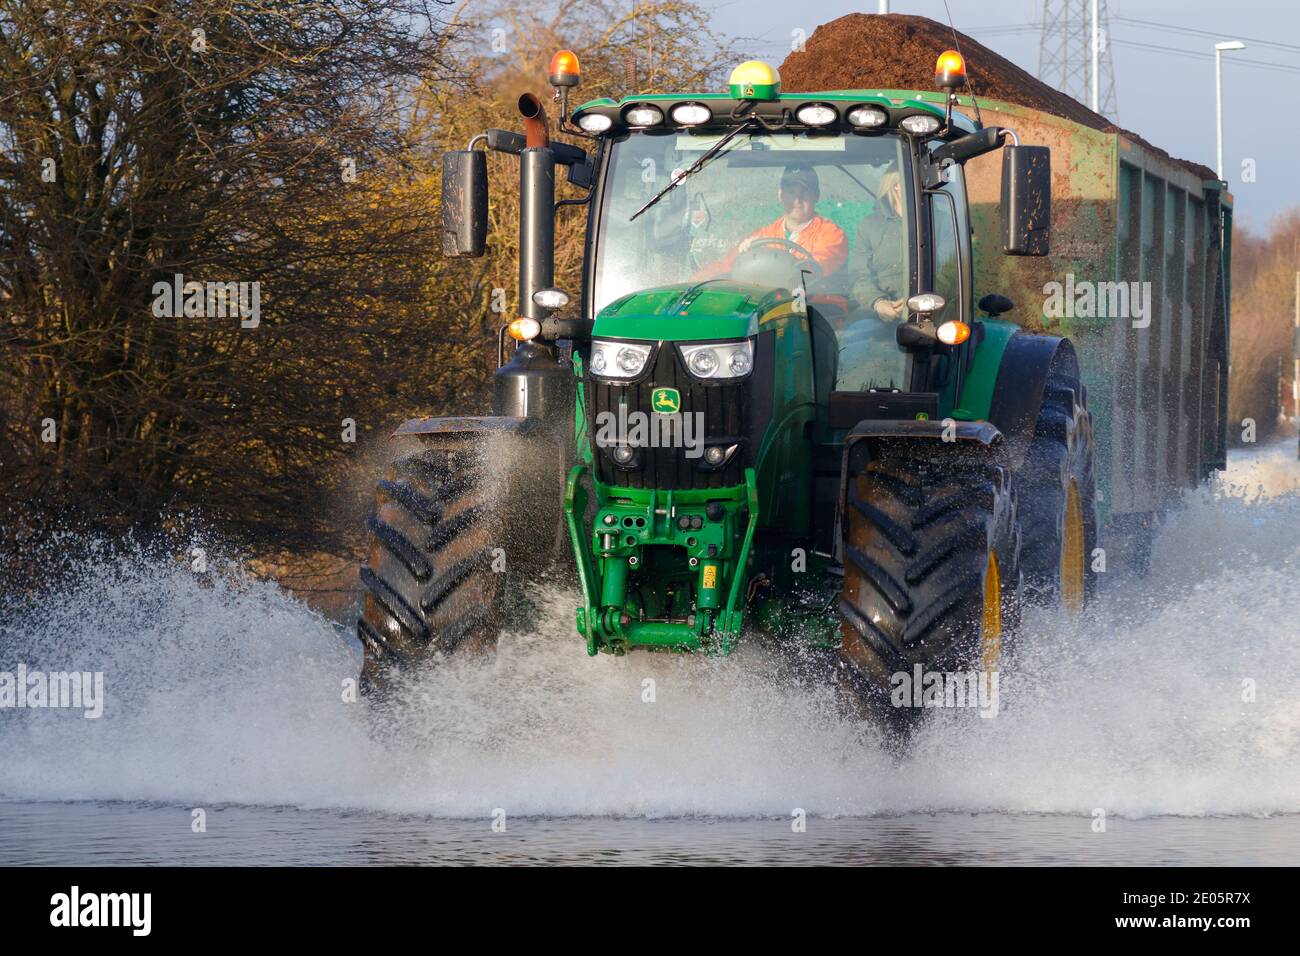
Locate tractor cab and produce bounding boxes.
[575,61,989,405]
[590,121,913,396]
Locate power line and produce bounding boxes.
[966,17,1300,79]
[966,27,1043,38]
[970,15,1300,57]
[1113,15,1300,55]
[960,23,1043,34]
[1110,39,1300,75]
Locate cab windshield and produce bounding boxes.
[592,129,915,390]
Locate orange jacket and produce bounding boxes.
[709,213,849,278]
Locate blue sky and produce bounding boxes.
[707,0,1298,233]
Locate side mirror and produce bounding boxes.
[567,156,595,189]
[1001,145,1051,256]
[441,149,488,258]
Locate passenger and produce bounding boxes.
[838,168,909,391]
[848,168,907,319]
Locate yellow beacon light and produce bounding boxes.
[729,61,781,101]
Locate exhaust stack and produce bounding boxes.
[517,93,555,325]
[492,93,571,429]
[519,92,550,148]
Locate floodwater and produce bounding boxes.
[2,441,1298,866]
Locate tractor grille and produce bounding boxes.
[588,336,772,490]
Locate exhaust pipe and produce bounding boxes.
[519,93,550,149]
[490,92,572,436]
[516,93,554,324]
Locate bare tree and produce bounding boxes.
[0,0,451,556]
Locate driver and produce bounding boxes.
[701,165,848,279]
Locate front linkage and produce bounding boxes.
[565,466,760,656]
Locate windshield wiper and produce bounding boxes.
[629,120,756,222]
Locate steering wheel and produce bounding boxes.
[730,235,824,287]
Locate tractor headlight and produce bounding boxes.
[794,103,838,126]
[624,104,664,127]
[846,105,888,128]
[900,113,942,136]
[699,443,741,470]
[576,112,613,133]
[589,339,652,379]
[678,340,754,380]
[670,103,712,126]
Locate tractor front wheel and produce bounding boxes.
[836,441,1020,715]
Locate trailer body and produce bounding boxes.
[880,91,1231,559]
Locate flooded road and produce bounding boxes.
[3,801,1297,866]
[2,441,1298,865]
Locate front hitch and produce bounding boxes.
[565,467,759,655]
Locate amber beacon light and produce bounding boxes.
[935,50,967,90]
[549,50,581,88]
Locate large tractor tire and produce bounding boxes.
[836,440,1020,711]
[1015,372,1098,610]
[356,440,506,693]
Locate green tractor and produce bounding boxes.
[357,52,1096,711]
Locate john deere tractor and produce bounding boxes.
[357,53,1096,709]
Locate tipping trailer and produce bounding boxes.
[880,88,1233,570]
[355,45,1231,715]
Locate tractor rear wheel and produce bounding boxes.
[836,441,1020,715]
[357,440,509,694]
[1016,374,1097,610]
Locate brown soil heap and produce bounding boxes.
[779,13,1215,182]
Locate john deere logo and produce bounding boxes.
[651,387,681,414]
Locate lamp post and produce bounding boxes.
[1215,40,1246,181]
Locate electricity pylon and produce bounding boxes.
[1038,0,1118,118]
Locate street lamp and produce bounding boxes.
[1215,40,1246,181]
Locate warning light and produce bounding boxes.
[508,317,542,341]
[549,50,581,88]
[937,320,971,346]
[935,50,967,90]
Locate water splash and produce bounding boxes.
[1,444,1297,819]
